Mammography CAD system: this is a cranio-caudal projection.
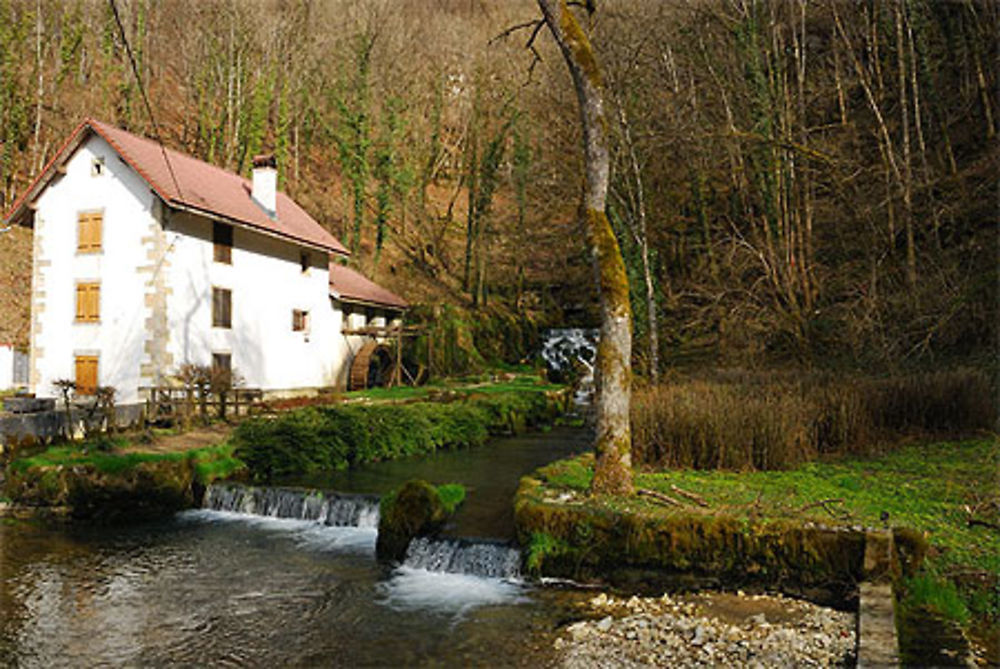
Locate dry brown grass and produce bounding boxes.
[631,368,995,470]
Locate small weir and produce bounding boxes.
[204,483,523,581]
[203,482,380,528]
[403,537,522,579]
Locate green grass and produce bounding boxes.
[8,439,245,485]
[538,438,998,623]
[344,374,559,402]
[436,483,466,514]
[189,443,247,484]
[346,385,437,401]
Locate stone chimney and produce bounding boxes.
[251,154,277,218]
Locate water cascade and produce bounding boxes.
[541,328,598,405]
[402,536,522,579]
[203,482,380,528]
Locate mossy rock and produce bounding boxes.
[376,479,450,563]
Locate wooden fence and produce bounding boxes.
[143,386,265,424]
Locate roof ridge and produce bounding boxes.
[87,117,258,193]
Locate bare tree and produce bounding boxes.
[536,0,633,496]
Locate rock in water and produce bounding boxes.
[376,479,450,563]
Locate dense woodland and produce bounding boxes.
[0,0,995,374]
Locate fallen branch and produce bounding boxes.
[798,498,844,513]
[637,488,685,508]
[670,484,709,508]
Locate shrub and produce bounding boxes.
[632,368,994,470]
[234,391,561,482]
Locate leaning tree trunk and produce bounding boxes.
[537,0,633,496]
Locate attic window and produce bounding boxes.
[213,222,233,264]
[91,157,105,176]
[300,251,310,274]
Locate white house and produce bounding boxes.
[3,118,408,404]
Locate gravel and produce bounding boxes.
[555,591,856,668]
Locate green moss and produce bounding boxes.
[436,483,466,514]
[377,479,451,562]
[525,531,571,574]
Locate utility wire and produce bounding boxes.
[108,0,183,200]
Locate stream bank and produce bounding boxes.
[2,382,571,523]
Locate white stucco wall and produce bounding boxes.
[164,212,355,393]
[28,132,378,401]
[31,135,154,403]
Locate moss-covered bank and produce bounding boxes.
[3,442,244,521]
[515,454,929,605]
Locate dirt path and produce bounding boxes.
[120,424,233,455]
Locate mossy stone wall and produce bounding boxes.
[515,475,868,603]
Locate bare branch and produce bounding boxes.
[489,19,544,46]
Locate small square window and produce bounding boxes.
[292,309,309,332]
[91,157,105,176]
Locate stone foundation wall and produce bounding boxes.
[0,403,145,455]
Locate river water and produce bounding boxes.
[0,427,589,667]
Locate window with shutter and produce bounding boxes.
[213,222,233,264]
[77,212,103,253]
[212,287,232,328]
[75,283,100,322]
[74,355,98,395]
[292,309,309,332]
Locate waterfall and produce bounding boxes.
[402,536,522,579]
[203,482,380,528]
[541,328,598,405]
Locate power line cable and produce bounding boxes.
[108,0,183,200]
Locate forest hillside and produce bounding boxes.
[1,0,995,374]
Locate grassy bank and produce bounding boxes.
[3,439,245,520]
[7,439,244,485]
[234,386,568,482]
[526,438,998,626]
[631,368,993,470]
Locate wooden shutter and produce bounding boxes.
[78,213,103,253]
[292,309,307,331]
[74,355,98,395]
[76,283,100,322]
[212,287,231,328]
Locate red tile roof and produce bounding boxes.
[329,262,408,311]
[4,118,348,256]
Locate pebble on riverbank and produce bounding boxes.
[555,591,856,668]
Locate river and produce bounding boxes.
[0,427,589,667]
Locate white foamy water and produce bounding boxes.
[378,566,528,616]
[177,509,377,553]
[541,328,598,405]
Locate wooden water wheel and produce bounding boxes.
[348,341,395,391]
